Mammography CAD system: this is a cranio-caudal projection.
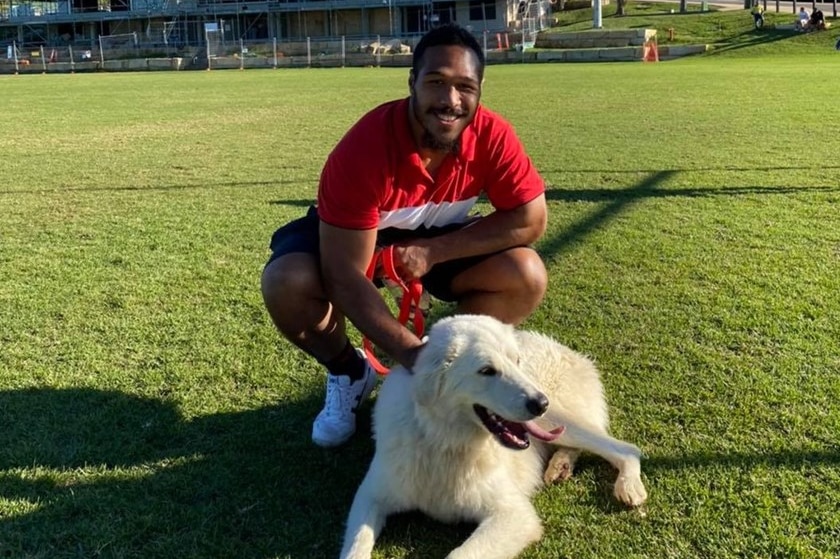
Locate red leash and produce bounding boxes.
[363,246,426,375]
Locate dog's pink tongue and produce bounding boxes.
[523,421,564,442]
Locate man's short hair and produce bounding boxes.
[412,24,486,81]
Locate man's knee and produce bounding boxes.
[261,253,323,311]
[455,247,547,303]
[514,248,548,301]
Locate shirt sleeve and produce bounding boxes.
[481,116,545,211]
[317,119,385,230]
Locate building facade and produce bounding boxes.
[0,0,545,48]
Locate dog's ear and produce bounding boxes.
[412,333,461,407]
[413,368,442,407]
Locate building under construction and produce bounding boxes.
[0,0,553,49]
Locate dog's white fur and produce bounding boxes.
[340,314,648,559]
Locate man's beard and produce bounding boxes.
[421,129,460,154]
[411,95,461,154]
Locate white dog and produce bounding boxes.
[340,314,648,559]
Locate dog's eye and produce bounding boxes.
[477,366,497,377]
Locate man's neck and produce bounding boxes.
[419,149,449,178]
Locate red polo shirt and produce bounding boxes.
[317,98,543,231]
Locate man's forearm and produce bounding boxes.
[326,272,424,369]
[423,201,546,265]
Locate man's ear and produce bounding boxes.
[408,70,415,91]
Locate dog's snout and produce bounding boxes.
[526,394,549,416]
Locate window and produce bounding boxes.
[469,0,496,21]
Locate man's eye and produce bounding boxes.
[477,366,497,376]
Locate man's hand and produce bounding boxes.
[391,243,434,281]
[389,194,547,279]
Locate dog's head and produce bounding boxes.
[411,314,563,450]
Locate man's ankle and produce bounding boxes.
[322,341,366,381]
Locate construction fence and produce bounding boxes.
[0,29,530,73]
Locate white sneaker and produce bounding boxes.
[311,352,377,448]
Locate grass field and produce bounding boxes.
[1,52,839,559]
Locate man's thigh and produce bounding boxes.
[265,210,504,302]
[420,254,498,302]
[266,206,320,267]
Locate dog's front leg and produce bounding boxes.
[339,466,389,559]
[445,503,542,559]
[553,419,648,507]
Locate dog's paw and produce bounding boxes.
[613,473,648,507]
[543,448,580,484]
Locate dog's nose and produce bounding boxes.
[526,394,549,416]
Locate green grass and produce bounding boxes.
[549,1,840,55]
[1,56,839,558]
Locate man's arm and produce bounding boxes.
[394,194,548,280]
[319,221,425,369]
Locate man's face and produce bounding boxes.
[408,45,482,153]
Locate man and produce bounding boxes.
[809,7,826,30]
[261,24,548,448]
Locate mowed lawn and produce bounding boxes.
[0,58,838,559]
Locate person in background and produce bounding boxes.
[808,6,826,30]
[751,0,765,28]
[796,6,810,30]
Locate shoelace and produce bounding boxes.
[323,376,352,417]
[363,246,426,375]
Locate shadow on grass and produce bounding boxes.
[0,178,310,196]
[547,165,840,173]
[268,199,317,207]
[704,28,796,54]
[540,170,675,261]
[645,447,840,470]
[4,388,835,558]
[545,184,840,202]
[538,167,839,260]
[0,387,384,559]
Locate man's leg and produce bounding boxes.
[261,252,347,363]
[447,246,547,326]
[262,252,376,447]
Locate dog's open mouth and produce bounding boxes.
[473,404,565,450]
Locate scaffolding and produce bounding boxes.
[0,0,468,48]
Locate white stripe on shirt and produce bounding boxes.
[378,197,479,230]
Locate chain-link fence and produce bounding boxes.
[0,44,92,73]
[205,35,421,70]
[1,34,429,73]
[2,28,533,74]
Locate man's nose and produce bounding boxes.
[439,85,460,108]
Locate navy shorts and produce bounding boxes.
[266,206,492,302]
